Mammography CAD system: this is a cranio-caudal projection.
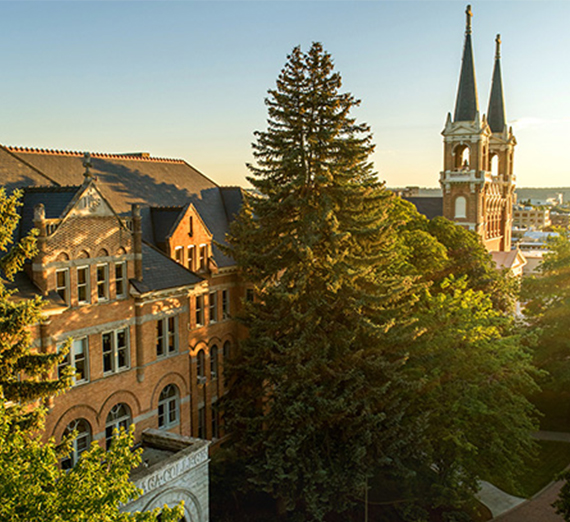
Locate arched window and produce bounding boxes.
[158,385,179,429]
[197,349,205,384]
[223,341,231,360]
[490,154,499,176]
[210,345,218,379]
[61,418,91,469]
[105,403,131,449]
[454,144,470,169]
[455,196,467,219]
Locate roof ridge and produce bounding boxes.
[5,145,187,164]
[23,185,80,193]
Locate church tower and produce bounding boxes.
[440,5,516,252]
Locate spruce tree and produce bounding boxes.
[0,188,71,429]
[225,43,418,520]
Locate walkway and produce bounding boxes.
[476,431,570,521]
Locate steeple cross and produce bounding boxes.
[466,5,473,35]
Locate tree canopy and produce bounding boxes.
[224,42,419,520]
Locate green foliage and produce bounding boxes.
[522,229,570,385]
[0,188,72,429]
[405,278,539,508]
[224,42,419,520]
[0,416,183,522]
[0,189,182,521]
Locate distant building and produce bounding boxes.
[404,5,516,256]
[512,206,551,230]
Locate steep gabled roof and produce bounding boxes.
[19,186,79,238]
[130,242,203,294]
[487,34,507,134]
[1,145,240,267]
[454,5,479,122]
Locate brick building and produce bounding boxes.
[2,144,248,520]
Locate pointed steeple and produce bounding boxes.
[487,34,506,133]
[454,5,479,122]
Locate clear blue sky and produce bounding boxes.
[0,1,568,188]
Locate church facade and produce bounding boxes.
[440,5,516,253]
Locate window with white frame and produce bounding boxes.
[209,292,217,323]
[105,403,131,449]
[197,349,206,384]
[102,327,129,374]
[115,262,126,298]
[61,418,91,469]
[196,295,204,326]
[188,246,195,271]
[77,266,90,304]
[158,384,179,429]
[96,264,109,301]
[199,245,207,270]
[156,316,178,357]
[56,268,69,304]
[58,337,89,385]
[210,345,218,379]
[222,289,229,320]
[175,246,184,265]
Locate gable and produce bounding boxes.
[66,184,115,218]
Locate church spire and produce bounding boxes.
[453,5,479,122]
[487,34,507,133]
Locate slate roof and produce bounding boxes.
[0,145,240,267]
[150,207,184,244]
[220,186,245,223]
[403,196,444,220]
[487,38,506,134]
[19,186,79,238]
[454,13,479,122]
[130,243,203,294]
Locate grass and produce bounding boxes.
[484,440,570,498]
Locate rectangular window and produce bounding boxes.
[102,327,130,374]
[156,316,178,357]
[187,246,195,271]
[189,216,193,236]
[58,337,89,385]
[222,289,229,320]
[246,288,254,302]
[77,266,89,304]
[175,246,183,265]
[196,295,204,327]
[56,268,69,304]
[212,400,219,439]
[199,245,207,270]
[209,292,217,323]
[198,406,206,439]
[115,262,126,299]
[97,264,109,301]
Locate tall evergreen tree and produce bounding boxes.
[0,188,71,429]
[224,43,418,520]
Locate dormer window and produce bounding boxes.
[188,246,195,271]
[175,246,184,265]
[199,245,207,271]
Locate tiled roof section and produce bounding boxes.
[5,146,186,164]
[130,242,203,294]
[403,197,444,220]
[487,39,506,134]
[0,146,58,191]
[1,144,237,268]
[220,186,245,223]
[150,206,184,244]
[19,186,79,238]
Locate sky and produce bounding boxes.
[0,1,569,189]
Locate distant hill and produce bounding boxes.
[389,187,570,203]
